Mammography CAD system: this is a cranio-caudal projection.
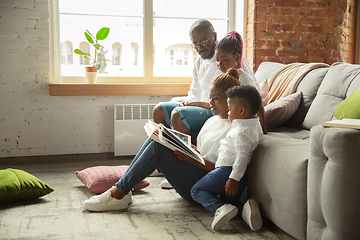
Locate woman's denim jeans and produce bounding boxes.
[115,138,208,204]
[190,166,247,219]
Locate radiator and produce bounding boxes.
[114,104,156,156]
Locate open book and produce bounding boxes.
[323,119,360,130]
[144,120,205,165]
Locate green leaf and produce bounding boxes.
[86,29,95,39]
[94,63,101,70]
[74,49,90,56]
[85,32,94,44]
[93,43,101,50]
[98,59,112,62]
[84,55,92,60]
[96,27,110,40]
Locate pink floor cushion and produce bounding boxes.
[76,165,150,194]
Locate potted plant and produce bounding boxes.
[74,27,111,84]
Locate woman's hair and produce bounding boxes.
[215,31,244,69]
[211,67,240,93]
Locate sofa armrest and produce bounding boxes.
[308,125,360,240]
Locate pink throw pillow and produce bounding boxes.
[265,92,302,129]
[76,165,150,193]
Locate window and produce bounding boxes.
[60,41,73,65]
[79,42,90,65]
[112,43,122,66]
[50,0,242,84]
[131,43,139,66]
[166,45,194,66]
[164,44,197,76]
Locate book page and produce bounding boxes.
[323,119,360,130]
[159,125,205,165]
[144,121,205,165]
[169,129,191,147]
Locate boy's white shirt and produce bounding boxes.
[215,118,263,181]
[186,56,258,102]
[196,116,231,164]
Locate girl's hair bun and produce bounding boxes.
[226,67,240,80]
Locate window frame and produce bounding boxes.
[49,0,245,95]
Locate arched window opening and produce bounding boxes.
[60,41,73,65]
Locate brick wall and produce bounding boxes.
[246,0,358,71]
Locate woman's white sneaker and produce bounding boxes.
[83,187,132,212]
[160,179,173,189]
[211,203,238,231]
[242,199,262,231]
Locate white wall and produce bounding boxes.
[0,0,175,158]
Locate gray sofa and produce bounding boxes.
[248,62,360,240]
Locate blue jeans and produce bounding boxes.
[115,138,208,204]
[160,102,213,134]
[190,166,247,219]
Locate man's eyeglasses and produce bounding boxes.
[191,33,214,49]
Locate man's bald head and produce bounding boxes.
[189,19,215,37]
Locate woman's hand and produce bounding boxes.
[174,150,215,173]
[175,150,199,167]
[191,144,200,153]
[224,178,238,197]
[178,101,190,107]
[178,101,211,109]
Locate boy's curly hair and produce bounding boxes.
[211,67,240,93]
[226,85,262,116]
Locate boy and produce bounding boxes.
[190,85,263,231]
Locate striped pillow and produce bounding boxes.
[259,79,269,106]
[265,92,302,129]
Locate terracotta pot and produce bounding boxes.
[85,66,97,72]
[85,66,98,84]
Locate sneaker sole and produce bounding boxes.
[242,199,262,231]
[126,193,132,204]
[83,201,128,212]
[212,207,238,231]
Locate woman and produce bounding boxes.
[83,69,241,210]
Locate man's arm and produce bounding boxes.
[184,101,211,109]
[186,59,202,102]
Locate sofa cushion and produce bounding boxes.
[303,62,360,130]
[254,62,285,84]
[255,62,329,129]
[268,126,310,140]
[285,67,328,128]
[248,132,309,240]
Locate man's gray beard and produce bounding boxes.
[201,49,215,60]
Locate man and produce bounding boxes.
[153,19,222,135]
